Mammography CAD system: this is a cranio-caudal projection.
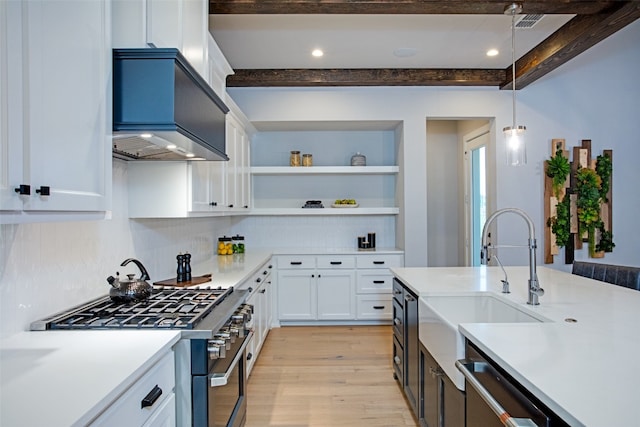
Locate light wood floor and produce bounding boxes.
[246,325,418,427]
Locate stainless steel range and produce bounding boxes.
[31,286,252,427]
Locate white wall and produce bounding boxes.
[228,19,640,269]
[0,160,233,338]
[426,120,460,266]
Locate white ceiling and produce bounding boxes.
[208,14,574,70]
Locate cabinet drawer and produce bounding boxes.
[316,255,356,269]
[90,351,175,426]
[392,279,405,303]
[356,270,393,293]
[276,255,316,269]
[356,254,404,269]
[392,297,404,341]
[248,261,273,290]
[393,335,403,383]
[356,295,392,320]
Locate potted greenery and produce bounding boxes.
[575,167,602,257]
[546,149,571,199]
[546,149,572,250]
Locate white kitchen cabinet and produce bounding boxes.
[127,162,225,218]
[221,112,251,211]
[238,258,274,377]
[277,255,358,322]
[1,0,112,223]
[90,351,176,427]
[126,110,252,218]
[355,253,404,321]
[250,125,400,215]
[277,269,317,321]
[112,0,208,79]
[317,270,357,320]
[275,253,403,323]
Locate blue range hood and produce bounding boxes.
[113,48,229,161]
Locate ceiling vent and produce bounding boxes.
[515,14,544,29]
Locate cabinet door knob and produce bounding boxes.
[36,186,50,196]
[14,184,30,195]
[260,289,266,294]
[228,204,234,208]
[210,201,217,206]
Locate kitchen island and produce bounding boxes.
[391,266,640,427]
[0,330,181,426]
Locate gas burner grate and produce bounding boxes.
[38,287,235,330]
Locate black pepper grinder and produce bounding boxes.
[184,252,192,281]
[176,253,185,282]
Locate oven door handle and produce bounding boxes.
[455,360,538,427]
[210,330,254,387]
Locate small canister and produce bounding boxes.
[233,235,245,254]
[351,152,366,166]
[217,236,233,255]
[290,150,301,166]
[302,154,313,166]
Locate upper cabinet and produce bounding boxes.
[250,122,401,215]
[112,0,230,92]
[113,0,207,76]
[0,0,112,224]
[127,108,254,218]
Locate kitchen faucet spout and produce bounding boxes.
[480,208,543,305]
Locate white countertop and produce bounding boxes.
[391,266,640,427]
[0,330,181,427]
[188,251,274,289]
[0,252,275,427]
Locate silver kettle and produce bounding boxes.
[107,258,152,303]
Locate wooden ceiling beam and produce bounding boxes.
[215,1,640,87]
[504,1,640,89]
[227,68,506,87]
[210,1,617,15]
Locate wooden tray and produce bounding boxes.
[154,274,212,288]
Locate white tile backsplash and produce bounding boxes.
[0,161,230,338]
[0,160,396,338]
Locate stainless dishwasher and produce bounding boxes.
[456,342,570,427]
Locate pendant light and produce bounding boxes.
[503,3,526,166]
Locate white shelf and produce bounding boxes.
[251,166,399,175]
[248,207,400,216]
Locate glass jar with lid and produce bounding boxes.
[232,235,245,254]
[290,151,301,166]
[217,236,233,255]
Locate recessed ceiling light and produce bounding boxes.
[166,144,177,150]
[311,49,324,57]
[140,133,153,138]
[486,49,499,57]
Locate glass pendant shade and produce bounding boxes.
[504,3,526,166]
[504,125,526,166]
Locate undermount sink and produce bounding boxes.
[419,293,549,390]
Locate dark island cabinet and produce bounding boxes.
[392,278,419,417]
[419,343,465,427]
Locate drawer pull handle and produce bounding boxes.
[290,261,302,265]
[373,280,385,284]
[373,305,385,310]
[394,318,402,326]
[373,261,385,265]
[141,385,163,409]
[394,356,401,366]
[330,261,342,265]
[394,289,402,294]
